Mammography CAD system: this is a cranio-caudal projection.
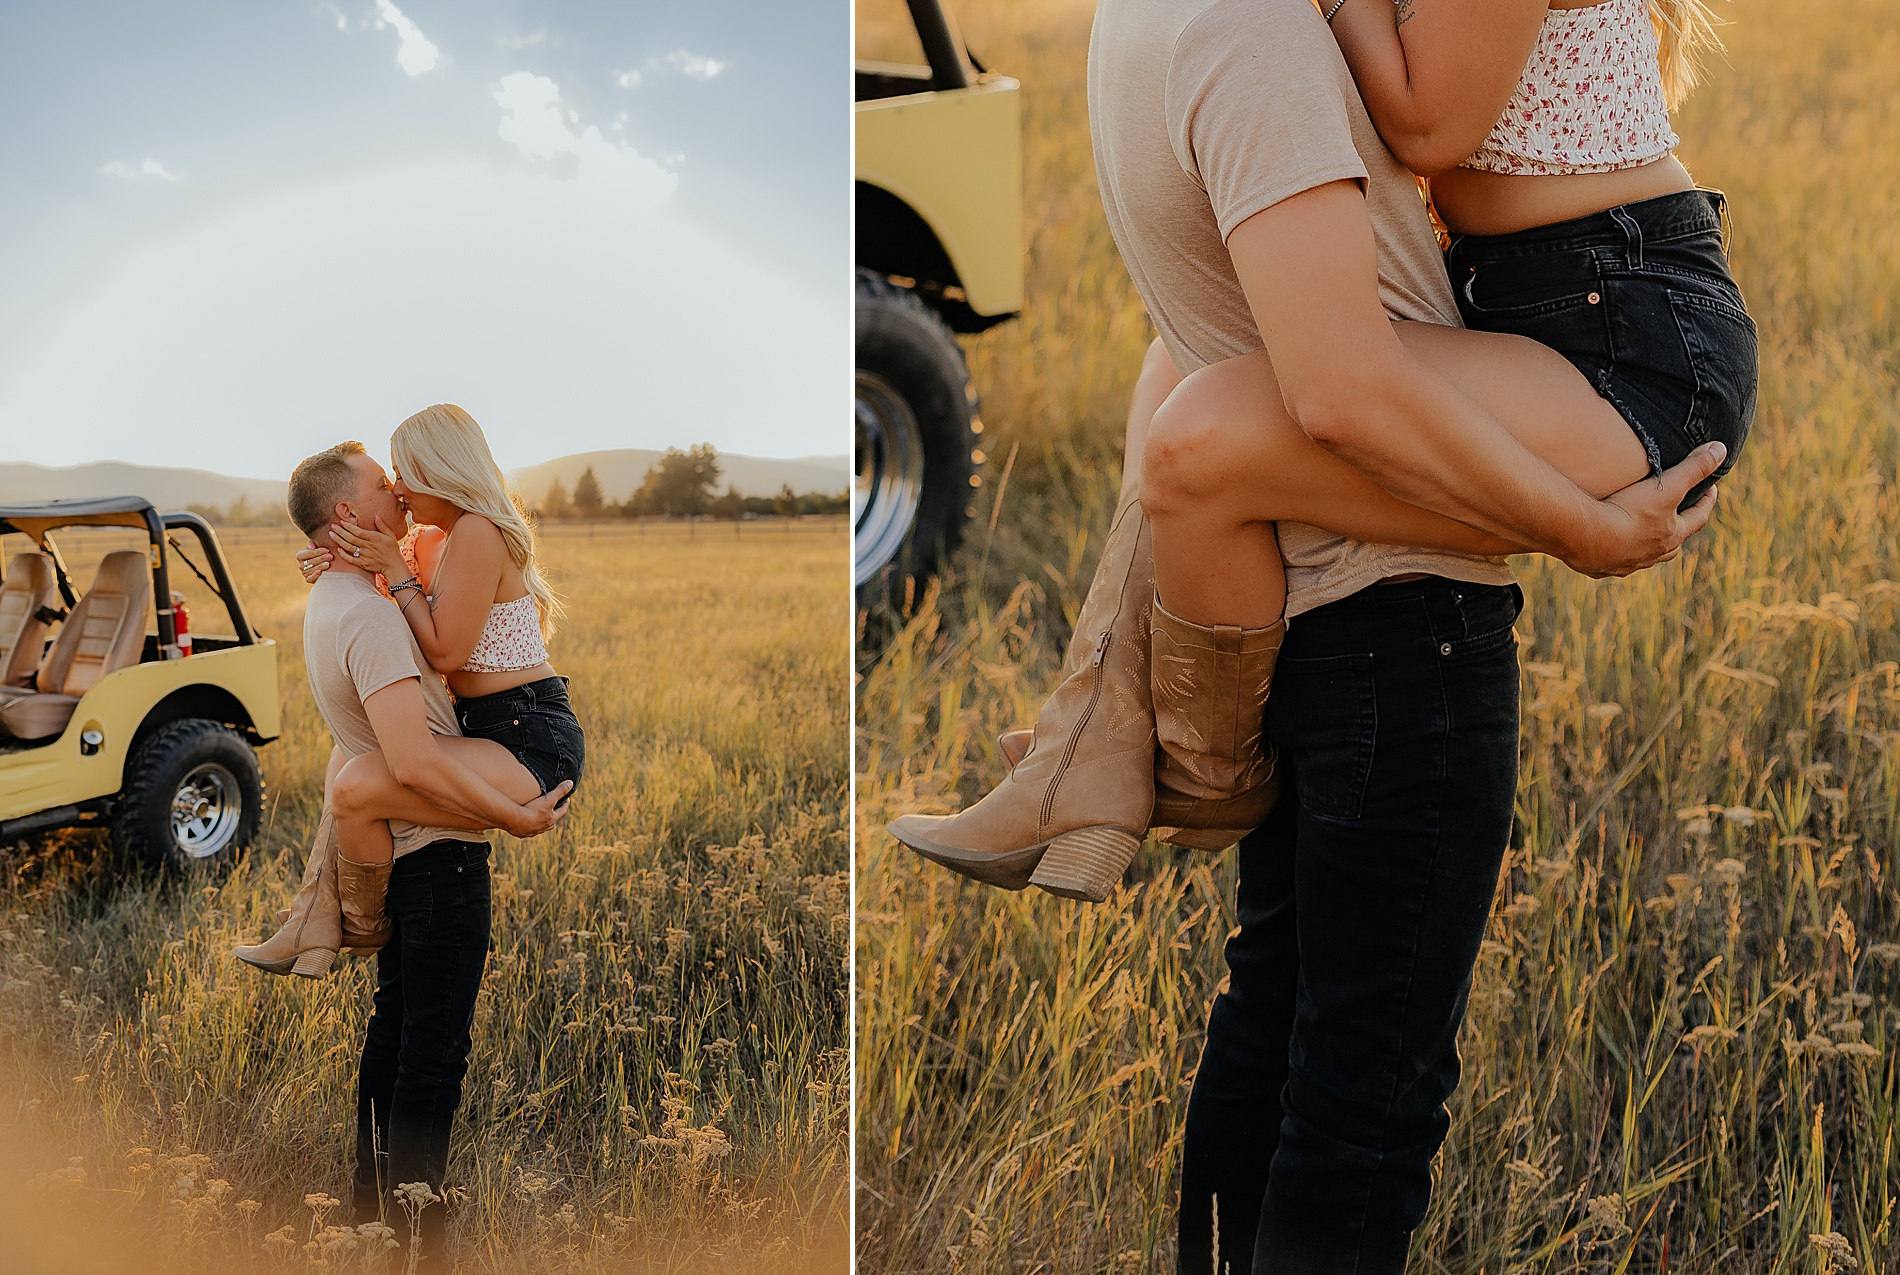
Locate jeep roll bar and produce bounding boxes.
[0,497,260,651]
[907,0,973,91]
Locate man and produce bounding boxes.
[1081,1,1728,1270]
[282,442,569,1266]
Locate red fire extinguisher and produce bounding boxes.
[171,591,192,658]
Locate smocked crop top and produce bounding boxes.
[461,594,550,673]
[1461,0,1679,177]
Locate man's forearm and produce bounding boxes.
[393,745,522,833]
[1299,354,1601,557]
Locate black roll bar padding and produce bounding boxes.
[39,536,79,610]
[906,0,972,91]
[162,511,258,646]
[142,506,177,650]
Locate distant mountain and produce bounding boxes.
[0,449,849,516]
[0,460,285,512]
[512,450,848,503]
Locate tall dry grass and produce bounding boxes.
[856,1,1900,1271]
[0,519,849,1272]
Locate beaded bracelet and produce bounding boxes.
[1323,0,1349,20]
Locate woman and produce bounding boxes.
[888,0,1753,899]
[294,405,584,950]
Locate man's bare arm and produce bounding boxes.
[361,678,565,837]
[1230,180,1720,577]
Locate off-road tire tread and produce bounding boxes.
[855,268,979,603]
[114,718,262,873]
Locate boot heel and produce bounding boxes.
[291,948,337,979]
[1030,827,1141,903]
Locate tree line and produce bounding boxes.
[182,444,846,527]
[535,445,848,520]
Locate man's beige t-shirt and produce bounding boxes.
[304,572,467,858]
[1090,0,1516,615]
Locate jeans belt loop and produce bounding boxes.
[1608,204,1643,270]
[1711,189,1733,260]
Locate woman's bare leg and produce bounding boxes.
[1121,337,1183,505]
[1142,322,1650,626]
[332,737,543,863]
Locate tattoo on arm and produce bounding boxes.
[1395,0,1416,27]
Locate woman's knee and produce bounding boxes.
[333,754,393,819]
[1142,379,1234,517]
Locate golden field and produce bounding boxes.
[0,518,849,1273]
[856,1,1900,1272]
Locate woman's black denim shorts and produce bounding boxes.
[455,675,585,804]
[1445,188,1758,508]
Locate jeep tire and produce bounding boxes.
[115,719,263,872]
[855,268,978,605]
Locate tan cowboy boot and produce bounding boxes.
[337,855,392,953]
[888,497,1157,903]
[235,810,343,978]
[997,728,1033,770]
[1149,599,1286,852]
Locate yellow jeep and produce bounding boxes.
[855,0,1024,595]
[0,498,278,869]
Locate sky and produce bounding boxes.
[0,0,848,479]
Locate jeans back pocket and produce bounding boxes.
[1668,289,1759,462]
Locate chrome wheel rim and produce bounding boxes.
[854,369,925,588]
[171,762,242,858]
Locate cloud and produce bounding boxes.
[100,159,182,182]
[494,73,678,199]
[615,49,728,90]
[498,29,553,51]
[372,0,439,76]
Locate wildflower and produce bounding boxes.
[1585,701,1623,722]
[237,1199,262,1216]
[263,1225,297,1253]
[1711,858,1746,887]
[1585,1193,1629,1237]
[513,1169,557,1201]
[1809,1231,1859,1274]
[355,1221,399,1251]
[1790,1033,1839,1059]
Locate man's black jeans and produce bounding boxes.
[1178,578,1523,1275]
[353,838,492,1262]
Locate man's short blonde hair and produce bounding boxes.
[287,441,369,537]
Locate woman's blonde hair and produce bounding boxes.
[390,404,564,640]
[1652,0,1726,111]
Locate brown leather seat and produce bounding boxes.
[0,552,58,693]
[0,550,151,741]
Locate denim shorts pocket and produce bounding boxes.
[1270,652,1377,822]
[1458,270,1601,323]
[458,697,525,736]
[1667,289,1759,463]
